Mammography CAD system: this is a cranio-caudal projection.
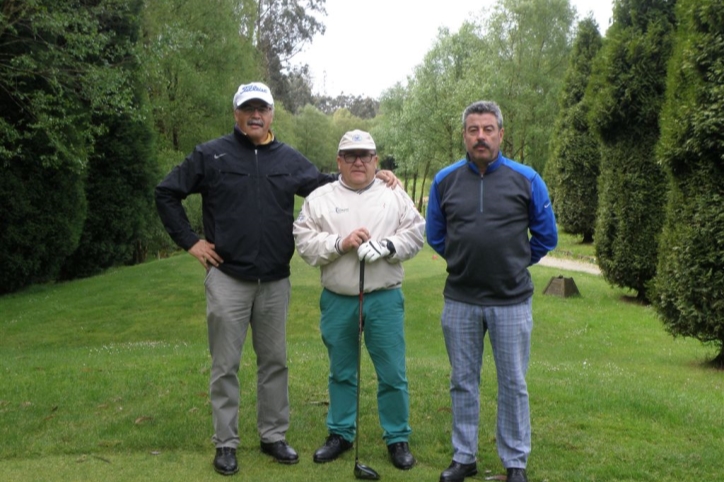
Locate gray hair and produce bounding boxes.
[462,101,504,129]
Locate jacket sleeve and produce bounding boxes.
[293,198,342,267]
[425,178,447,257]
[385,190,426,264]
[154,148,205,251]
[528,174,558,265]
[293,151,339,198]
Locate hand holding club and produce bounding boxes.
[357,240,390,263]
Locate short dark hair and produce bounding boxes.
[462,101,503,129]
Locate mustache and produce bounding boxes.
[474,140,490,149]
[247,119,264,127]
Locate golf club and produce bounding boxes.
[353,259,380,480]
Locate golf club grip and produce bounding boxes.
[359,259,365,293]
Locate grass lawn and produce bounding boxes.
[546,230,596,263]
[1,245,721,481]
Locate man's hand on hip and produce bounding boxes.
[188,240,224,270]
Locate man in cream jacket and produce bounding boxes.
[293,130,425,471]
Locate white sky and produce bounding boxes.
[292,0,613,99]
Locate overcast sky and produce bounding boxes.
[292,0,613,99]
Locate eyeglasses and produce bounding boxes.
[238,104,272,114]
[341,152,375,164]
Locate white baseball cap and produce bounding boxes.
[338,130,376,151]
[233,82,274,108]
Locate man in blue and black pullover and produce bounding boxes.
[426,100,557,482]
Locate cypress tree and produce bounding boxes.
[60,0,159,280]
[0,2,95,293]
[545,17,603,243]
[0,1,151,293]
[587,0,677,300]
[651,0,724,366]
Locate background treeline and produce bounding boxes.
[1,0,723,363]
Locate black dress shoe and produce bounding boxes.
[260,440,299,464]
[213,447,238,476]
[439,460,478,482]
[387,442,415,470]
[313,433,353,463]
[507,468,528,482]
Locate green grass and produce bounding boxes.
[547,230,597,263]
[1,246,721,481]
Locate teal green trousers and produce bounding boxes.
[320,287,411,445]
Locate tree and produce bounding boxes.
[374,83,415,188]
[651,0,724,366]
[141,0,260,154]
[60,0,159,280]
[291,104,336,171]
[544,17,602,243]
[280,64,315,113]
[588,0,677,301]
[478,0,575,174]
[395,24,483,210]
[252,0,326,112]
[315,93,379,119]
[0,0,143,294]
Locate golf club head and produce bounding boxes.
[354,461,380,480]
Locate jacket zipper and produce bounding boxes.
[479,174,484,213]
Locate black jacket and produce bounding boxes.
[156,127,335,281]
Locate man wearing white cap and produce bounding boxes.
[156,85,399,476]
[293,130,425,471]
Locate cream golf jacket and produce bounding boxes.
[293,178,425,296]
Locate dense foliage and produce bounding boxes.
[5,0,722,343]
[141,0,261,154]
[0,0,142,293]
[375,0,575,208]
[651,0,724,365]
[545,18,602,243]
[58,0,160,280]
[588,0,677,300]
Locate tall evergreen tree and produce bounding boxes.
[545,18,602,243]
[60,0,159,280]
[651,0,724,365]
[0,0,138,294]
[587,0,677,300]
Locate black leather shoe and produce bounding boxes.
[507,468,528,482]
[260,440,299,464]
[213,447,238,476]
[439,460,478,482]
[387,442,415,470]
[313,433,353,463]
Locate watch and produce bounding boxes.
[385,239,396,257]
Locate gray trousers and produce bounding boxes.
[441,297,532,469]
[205,268,291,448]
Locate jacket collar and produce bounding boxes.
[466,151,503,175]
[233,125,275,148]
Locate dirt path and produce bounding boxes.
[537,256,601,275]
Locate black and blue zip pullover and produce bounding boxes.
[426,152,557,306]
